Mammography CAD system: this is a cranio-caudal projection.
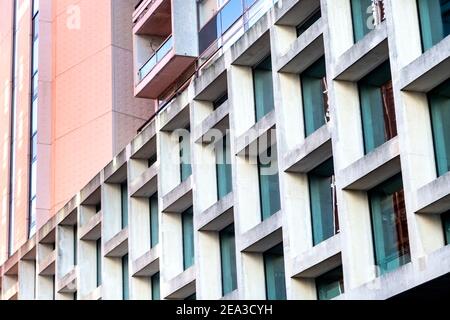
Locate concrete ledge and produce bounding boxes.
[130,163,159,198]
[2,253,18,276]
[275,0,319,27]
[198,192,234,232]
[284,124,332,173]
[81,286,102,300]
[130,119,157,159]
[164,266,196,300]
[104,228,129,258]
[58,267,77,294]
[79,212,102,241]
[400,36,450,92]
[19,237,36,261]
[3,282,18,300]
[161,177,193,213]
[160,94,190,132]
[80,174,101,205]
[339,245,450,300]
[276,19,324,74]
[132,246,160,277]
[38,219,56,244]
[230,14,271,66]
[194,101,230,144]
[38,250,56,276]
[240,211,283,253]
[291,233,342,278]
[339,137,401,191]
[416,171,450,214]
[194,57,227,101]
[103,149,128,184]
[235,111,276,156]
[333,22,388,81]
[57,196,78,226]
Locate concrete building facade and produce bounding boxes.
[1,0,450,300]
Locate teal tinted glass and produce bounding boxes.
[429,80,450,176]
[417,0,450,51]
[309,158,337,245]
[443,211,450,245]
[180,131,192,182]
[301,57,327,137]
[96,238,102,287]
[220,224,237,295]
[122,254,129,300]
[216,135,233,200]
[351,0,374,42]
[264,244,286,300]
[121,182,128,229]
[253,56,275,121]
[182,207,195,270]
[359,61,397,154]
[151,272,160,300]
[258,147,281,221]
[369,174,410,275]
[316,266,344,300]
[150,194,159,248]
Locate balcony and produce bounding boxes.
[133,0,171,37]
[134,0,198,99]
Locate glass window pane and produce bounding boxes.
[29,197,37,236]
[429,79,450,176]
[351,0,375,42]
[182,207,195,270]
[122,255,129,300]
[442,211,450,245]
[151,272,160,300]
[258,147,281,221]
[417,0,450,51]
[32,98,38,135]
[359,61,396,154]
[220,0,243,33]
[30,160,37,197]
[150,194,159,248]
[96,238,102,287]
[309,158,336,245]
[180,132,192,182]
[369,174,410,275]
[316,266,344,300]
[253,56,274,122]
[301,57,327,136]
[73,225,78,266]
[220,224,237,296]
[121,182,128,229]
[264,244,286,300]
[216,135,232,200]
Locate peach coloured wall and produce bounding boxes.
[0,0,14,266]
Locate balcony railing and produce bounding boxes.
[138,35,173,82]
[198,0,277,59]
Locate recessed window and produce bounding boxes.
[151,272,160,300]
[296,9,322,37]
[122,254,129,300]
[220,224,237,296]
[258,147,281,221]
[96,238,102,287]
[417,0,450,51]
[216,134,233,200]
[442,211,450,245]
[316,266,345,300]
[180,128,192,182]
[351,0,375,42]
[150,194,159,248]
[428,79,450,177]
[182,207,195,270]
[264,244,286,300]
[121,182,128,229]
[369,173,410,275]
[308,158,339,246]
[253,56,275,122]
[301,56,329,137]
[359,60,397,154]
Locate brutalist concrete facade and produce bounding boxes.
[1,0,450,300]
